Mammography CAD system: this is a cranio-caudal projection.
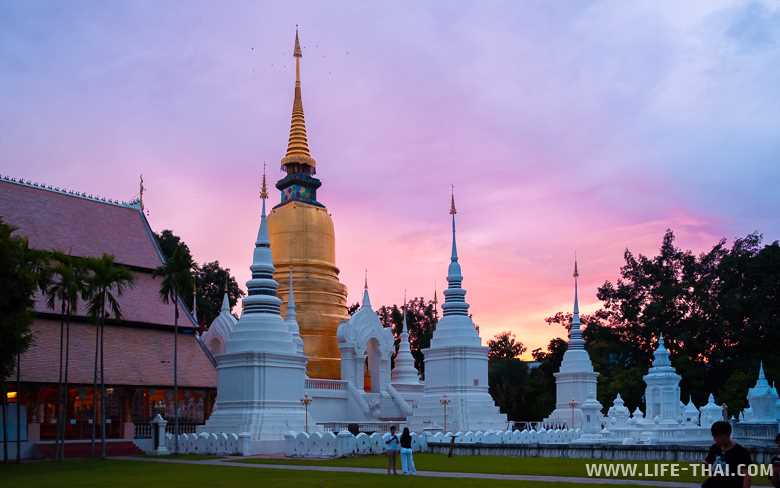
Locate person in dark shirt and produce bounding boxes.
[703,421,752,488]
[400,427,416,475]
[769,434,780,488]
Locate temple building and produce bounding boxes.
[267,29,348,380]
[544,260,599,428]
[0,176,216,455]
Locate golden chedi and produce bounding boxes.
[268,29,348,379]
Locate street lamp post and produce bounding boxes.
[440,395,451,432]
[300,394,312,433]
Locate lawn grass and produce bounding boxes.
[0,459,658,488]
[238,453,772,485]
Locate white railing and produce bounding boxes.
[285,430,428,458]
[317,421,404,433]
[305,378,348,391]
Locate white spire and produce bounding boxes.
[287,270,297,322]
[650,334,672,368]
[568,257,585,350]
[392,290,420,385]
[225,167,297,355]
[220,292,230,313]
[402,290,409,334]
[285,269,304,356]
[361,269,372,310]
[443,188,468,319]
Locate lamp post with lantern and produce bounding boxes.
[440,395,451,432]
[300,394,312,433]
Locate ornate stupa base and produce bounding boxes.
[408,389,508,433]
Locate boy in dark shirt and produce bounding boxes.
[769,434,780,488]
[703,421,752,488]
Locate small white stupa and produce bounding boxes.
[683,396,700,425]
[391,293,421,386]
[545,259,599,428]
[743,361,779,423]
[607,394,631,427]
[642,334,682,424]
[200,290,237,356]
[200,171,308,453]
[407,190,507,433]
[699,394,723,428]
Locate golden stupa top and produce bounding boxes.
[281,28,316,170]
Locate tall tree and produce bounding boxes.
[0,219,46,463]
[84,254,133,458]
[154,245,194,454]
[155,231,242,327]
[487,331,527,361]
[44,253,87,460]
[193,261,243,327]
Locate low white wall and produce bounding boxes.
[284,430,428,458]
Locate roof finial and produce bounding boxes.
[192,274,198,325]
[402,289,408,334]
[294,25,302,58]
[361,268,372,309]
[449,185,458,263]
[281,26,316,170]
[573,252,580,316]
[449,184,457,216]
[260,162,269,200]
[139,174,145,212]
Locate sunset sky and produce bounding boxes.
[2,1,779,354]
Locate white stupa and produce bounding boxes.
[391,293,421,386]
[743,361,779,423]
[200,172,308,453]
[200,291,237,355]
[642,334,682,424]
[407,191,507,433]
[699,394,723,428]
[545,260,599,428]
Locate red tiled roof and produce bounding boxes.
[33,272,193,328]
[0,179,197,328]
[0,180,161,269]
[18,318,216,388]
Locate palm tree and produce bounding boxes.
[84,254,133,459]
[44,253,88,460]
[154,246,194,455]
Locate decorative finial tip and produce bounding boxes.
[294,27,302,58]
[260,162,269,200]
[573,254,579,279]
[364,268,368,290]
[449,184,457,215]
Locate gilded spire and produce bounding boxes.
[281,27,316,170]
[449,185,458,263]
[260,163,269,200]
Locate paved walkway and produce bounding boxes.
[116,456,701,488]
